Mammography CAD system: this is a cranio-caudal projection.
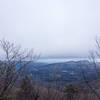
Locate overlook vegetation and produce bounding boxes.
[0,38,100,100]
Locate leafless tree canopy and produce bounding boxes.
[0,39,38,98]
[80,37,100,100]
[0,38,100,100]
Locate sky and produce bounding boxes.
[0,0,100,58]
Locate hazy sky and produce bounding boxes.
[0,0,100,58]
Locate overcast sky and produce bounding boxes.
[0,0,100,58]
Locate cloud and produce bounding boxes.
[0,0,100,58]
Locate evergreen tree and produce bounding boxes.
[17,76,39,100]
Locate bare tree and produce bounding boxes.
[0,39,38,99]
[80,37,100,100]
